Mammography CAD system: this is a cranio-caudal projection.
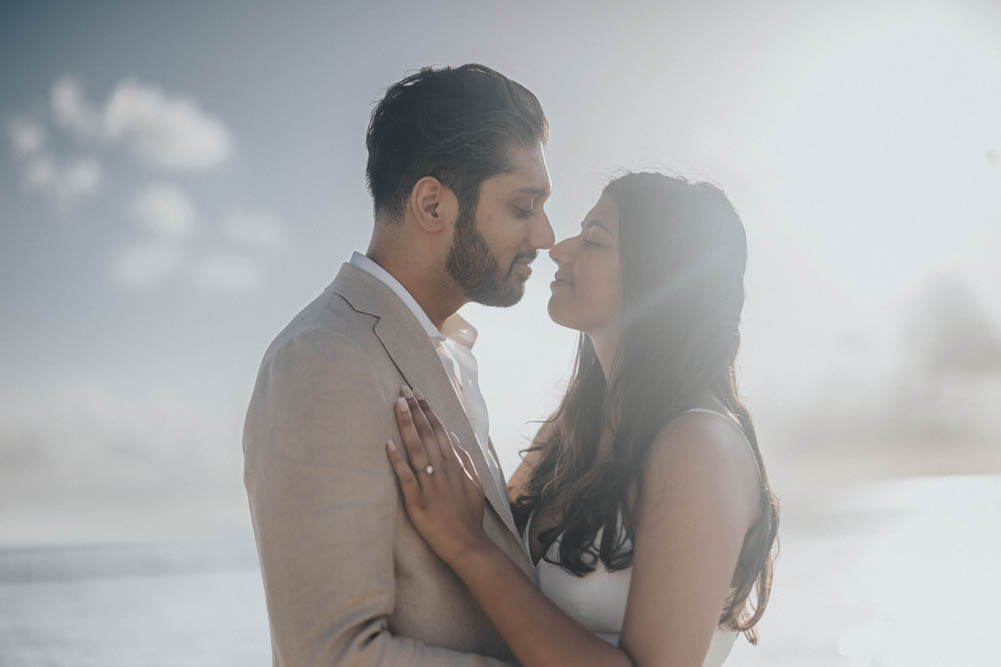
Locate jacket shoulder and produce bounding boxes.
[263,289,380,365]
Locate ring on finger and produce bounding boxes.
[423,465,434,476]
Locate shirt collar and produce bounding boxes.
[441,311,478,349]
[349,252,477,348]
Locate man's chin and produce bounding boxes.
[472,281,524,307]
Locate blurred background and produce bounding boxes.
[2,1,999,665]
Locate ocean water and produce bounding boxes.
[2,475,999,666]
[0,540,269,666]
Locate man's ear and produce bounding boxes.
[410,176,458,233]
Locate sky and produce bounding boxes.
[1,0,1000,544]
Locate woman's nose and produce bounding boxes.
[549,237,573,265]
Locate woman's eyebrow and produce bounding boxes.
[582,219,611,233]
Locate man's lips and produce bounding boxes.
[512,254,537,277]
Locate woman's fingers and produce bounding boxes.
[385,439,420,505]
[402,387,445,469]
[395,391,432,484]
[417,393,456,465]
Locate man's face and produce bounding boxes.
[446,143,555,306]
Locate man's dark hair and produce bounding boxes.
[365,64,549,221]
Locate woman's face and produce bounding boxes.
[547,194,623,333]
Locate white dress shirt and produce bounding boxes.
[349,252,507,502]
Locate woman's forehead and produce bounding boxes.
[583,196,620,231]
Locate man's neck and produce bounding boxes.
[365,250,466,331]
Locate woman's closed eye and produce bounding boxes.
[582,228,607,247]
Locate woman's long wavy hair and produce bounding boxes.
[511,172,779,642]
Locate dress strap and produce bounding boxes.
[678,407,742,427]
[522,509,535,558]
[676,408,763,485]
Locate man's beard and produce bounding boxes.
[446,207,534,307]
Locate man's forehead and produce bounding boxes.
[502,144,551,195]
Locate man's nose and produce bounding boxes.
[530,211,556,250]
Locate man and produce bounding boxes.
[244,64,554,665]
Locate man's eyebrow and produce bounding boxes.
[512,186,551,197]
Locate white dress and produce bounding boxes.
[521,409,751,667]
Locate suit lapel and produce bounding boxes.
[330,264,525,551]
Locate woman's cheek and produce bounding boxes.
[604,269,624,320]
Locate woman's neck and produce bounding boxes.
[587,327,619,387]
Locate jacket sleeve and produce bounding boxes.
[244,330,512,666]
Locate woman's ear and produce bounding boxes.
[410,176,458,233]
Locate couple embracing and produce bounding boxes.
[244,63,779,667]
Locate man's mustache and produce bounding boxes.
[512,251,538,265]
[503,251,538,279]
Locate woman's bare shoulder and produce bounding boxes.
[640,410,760,525]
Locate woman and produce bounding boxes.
[384,172,779,666]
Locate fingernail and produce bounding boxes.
[414,389,425,402]
[401,385,414,399]
[386,439,396,451]
[397,396,408,411]
[450,431,460,443]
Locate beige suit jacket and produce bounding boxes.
[244,263,533,666]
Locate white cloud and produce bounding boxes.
[60,158,102,200]
[8,82,102,206]
[10,78,275,294]
[10,77,232,211]
[192,254,261,292]
[224,211,284,248]
[51,76,100,137]
[112,241,183,288]
[104,80,232,169]
[7,118,46,155]
[23,154,102,203]
[46,76,232,169]
[113,183,196,287]
[134,183,196,239]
